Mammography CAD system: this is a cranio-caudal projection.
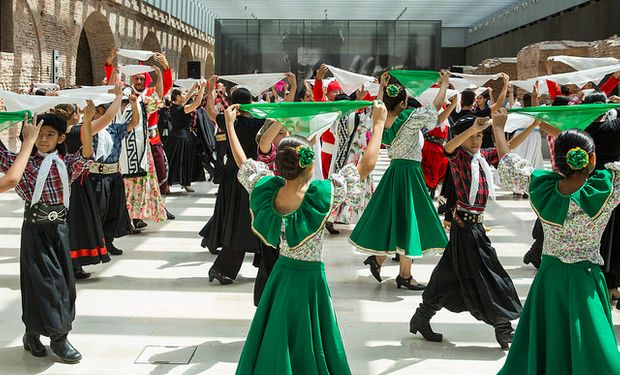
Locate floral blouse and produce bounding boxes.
[386,105,438,161]
[238,159,363,262]
[499,153,620,265]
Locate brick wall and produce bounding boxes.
[0,0,215,91]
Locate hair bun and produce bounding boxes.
[566,147,589,170]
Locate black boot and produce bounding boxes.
[409,303,442,342]
[23,333,47,357]
[73,266,91,280]
[105,239,123,255]
[50,334,81,363]
[208,267,233,285]
[494,322,514,350]
[166,209,176,220]
[133,219,148,229]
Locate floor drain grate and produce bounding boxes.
[135,345,197,365]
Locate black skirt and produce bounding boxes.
[422,219,522,325]
[164,128,205,187]
[68,176,110,267]
[199,159,261,253]
[89,172,132,239]
[600,206,620,288]
[21,221,76,336]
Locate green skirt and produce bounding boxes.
[350,159,448,258]
[236,256,351,375]
[498,256,620,375]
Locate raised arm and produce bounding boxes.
[490,73,509,112]
[91,82,123,134]
[532,81,540,106]
[154,53,173,96]
[284,73,297,102]
[206,75,219,123]
[224,104,246,167]
[127,95,140,131]
[432,70,451,111]
[444,117,490,154]
[437,95,458,124]
[508,120,539,149]
[0,115,41,192]
[81,100,95,158]
[259,121,283,154]
[152,65,164,99]
[491,108,510,159]
[376,72,389,102]
[313,64,328,102]
[184,82,207,114]
[357,100,387,180]
[538,121,560,138]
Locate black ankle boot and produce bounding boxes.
[133,219,148,229]
[50,335,81,363]
[494,322,514,350]
[409,303,442,342]
[73,266,91,280]
[208,267,233,285]
[23,333,47,357]
[105,240,123,255]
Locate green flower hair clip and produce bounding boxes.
[386,84,401,98]
[295,145,315,168]
[566,147,589,170]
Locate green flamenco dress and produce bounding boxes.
[236,159,362,375]
[498,154,620,375]
[350,106,448,257]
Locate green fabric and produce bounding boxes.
[381,108,414,145]
[509,104,620,131]
[249,175,333,249]
[529,169,614,227]
[0,110,31,133]
[239,101,372,138]
[388,70,440,97]
[498,256,620,375]
[350,159,448,256]
[236,256,351,375]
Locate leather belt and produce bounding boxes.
[424,134,447,146]
[89,162,119,175]
[453,209,484,227]
[24,203,67,224]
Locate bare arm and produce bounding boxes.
[490,73,509,112]
[432,70,451,111]
[539,121,560,138]
[376,72,389,102]
[531,82,540,106]
[81,100,95,158]
[206,76,219,122]
[153,66,164,99]
[357,101,387,180]
[0,115,41,192]
[224,105,246,167]
[184,82,206,114]
[444,117,490,154]
[437,96,458,124]
[491,108,510,159]
[259,121,282,154]
[91,83,123,134]
[508,120,539,149]
[127,95,140,131]
[284,73,296,102]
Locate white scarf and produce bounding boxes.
[469,151,495,206]
[218,73,287,97]
[117,49,156,61]
[95,130,114,162]
[326,65,375,95]
[118,65,155,76]
[548,55,619,71]
[32,151,69,208]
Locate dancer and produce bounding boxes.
[229,99,386,374]
[0,113,92,363]
[164,83,207,191]
[0,114,40,192]
[351,71,450,290]
[56,102,109,279]
[409,110,524,349]
[497,124,620,374]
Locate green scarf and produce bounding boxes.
[249,176,334,249]
[0,110,32,133]
[388,70,440,97]
[529,169,615,227]
[382,108,414,146]
[509,104,620,131]
[239,101,372,138]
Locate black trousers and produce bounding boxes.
[212,243,279,306]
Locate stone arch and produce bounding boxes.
[205,52,215,77]
[75,11,116,85]
[140,31,162,85]
[177,44,193,79]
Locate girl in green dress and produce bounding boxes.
[350,71,450,290]
[224,101,387,374]
[495,111,620,374]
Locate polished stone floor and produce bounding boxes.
[0,155,619,375]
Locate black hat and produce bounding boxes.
[451,114,477,135]
[39,113,67,135]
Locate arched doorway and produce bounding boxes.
[178,45,193,79]
[140,31,162,86]
[75,12,115,86]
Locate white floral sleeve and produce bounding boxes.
[404,104,439,132]
[604,161,620,206]
[498,153,534,194]
[329,164,362,207]
[237,159,274,194]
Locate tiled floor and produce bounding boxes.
[0,154,619,374]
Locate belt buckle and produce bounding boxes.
[47,211,59,222]
[98,164,104,173]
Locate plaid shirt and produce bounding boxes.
[0,149,90,205]
[448,147,499,212]
[256,144,279,175]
